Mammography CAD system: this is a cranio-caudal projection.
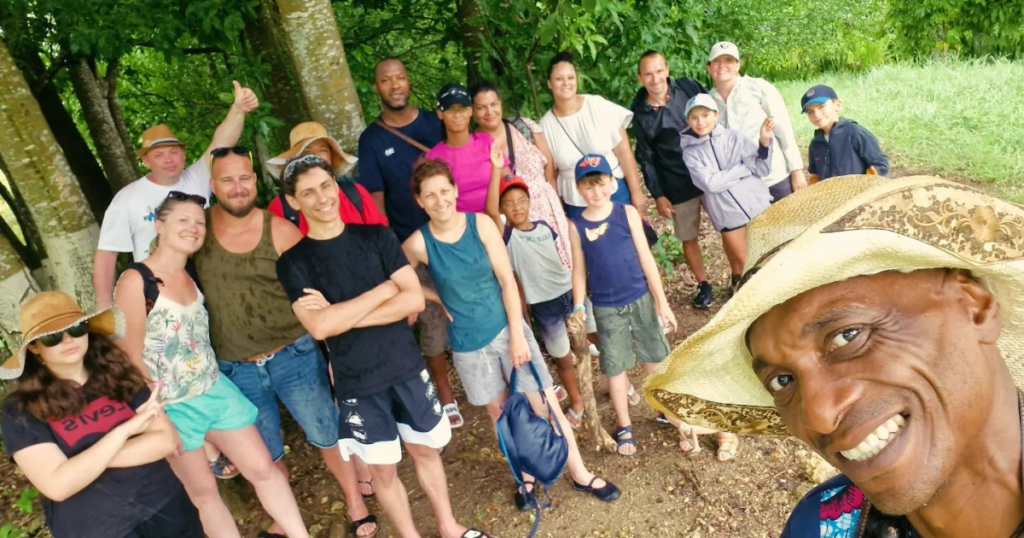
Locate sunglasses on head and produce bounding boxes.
[282,154,329,183]
[210,146,252,163]
[37,321,89,347]
[167,191,208,206]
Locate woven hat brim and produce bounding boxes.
[267,136,358,179]
[0,306,126,380]
[644,175,1024,435]
[135,141,188,158]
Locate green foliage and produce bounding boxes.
[14,487,37,515]
[0,524,28,538]
[889,0,1024,59]
[774,57,1024,198]
[651,232,685,274]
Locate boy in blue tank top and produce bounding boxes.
[567,154,683,457]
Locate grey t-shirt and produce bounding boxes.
[505,221,571,304]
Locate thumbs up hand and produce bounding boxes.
[232,80,259,113]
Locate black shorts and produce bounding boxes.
[336,369,451,465]
[120,486,202,538]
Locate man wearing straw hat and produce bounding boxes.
[92,81,260,309]
[266,121,387,231]
[647,176,1024,537]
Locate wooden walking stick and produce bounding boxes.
[567,310,616,453]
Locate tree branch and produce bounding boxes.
[132,42,225,55]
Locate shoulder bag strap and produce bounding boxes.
[374,119,431,153]
[503,120,517,173]
[552,113,622,176]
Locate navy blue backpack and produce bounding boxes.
[496,363,569,538]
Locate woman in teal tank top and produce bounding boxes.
[402,158,620,510]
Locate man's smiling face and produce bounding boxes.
[747,269,1004,515]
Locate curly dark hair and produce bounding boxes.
[547,50,576,78]
[411,158,455,196]
[12,333,147,421]
[281,155,335,197]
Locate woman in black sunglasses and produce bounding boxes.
[113,192,309,538]
[0,291,203,538]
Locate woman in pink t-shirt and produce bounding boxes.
[426,83,510,213]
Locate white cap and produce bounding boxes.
[708,41,740,62]
[684,94,719,117]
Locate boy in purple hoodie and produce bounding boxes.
[679,93,773,291]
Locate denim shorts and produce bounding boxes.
[217,334,339,461]
[165,376,258,452]
[531,291,596,358]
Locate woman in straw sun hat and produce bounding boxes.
[113,192,309,538]
[0,291,204,538]
[646,175,1024,537]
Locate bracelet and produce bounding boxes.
[572,304,586,313]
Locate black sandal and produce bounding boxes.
[514,480,537,511]
[357,478,375,499]
[572,476,621,502]
[349,514,378,538]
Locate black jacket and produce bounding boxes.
[631,77,708,204]
[808,118,889,180]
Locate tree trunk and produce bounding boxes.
[104,58,141,178]
[247,2,312,148]
[270,0,365,152]
[0,41,100,306]
[568,312,616,453]
[0,159,47,271]
[457,0,487,86]
[3,38,113,221]
[254,133,276,192]
[68,56,139,192]
[0,230,39,348]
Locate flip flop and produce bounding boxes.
[678,424,702,455]
[444,403,465,429]
[553,384,568,403]
[717,432,739,462]
[349,514,379,538]
[566,406,584,429]
[626,385,642,406]
[208,453,239,480]
[357,478,375,499]
[460,530,491,538]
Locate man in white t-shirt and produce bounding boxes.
[92,81,259,308]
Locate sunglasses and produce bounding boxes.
[167,190,208,206]
[37,321,90,347]
[282,154,330,183]
[210,146,252,165]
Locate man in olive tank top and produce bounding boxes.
[192,149,379,538]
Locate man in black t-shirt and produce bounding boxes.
[276,156,490,538]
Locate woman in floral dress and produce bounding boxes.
[470,81,572,270]
[114,192,310,538]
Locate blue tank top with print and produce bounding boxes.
[422,214,508,352]
[572,203,648,308]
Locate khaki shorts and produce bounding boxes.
[415,265,448,357]
[671,196,704,242]
[592,292,670,377]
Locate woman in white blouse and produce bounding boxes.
[539,51,646,219]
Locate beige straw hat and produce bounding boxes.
[645,175,1024,434]
[0,291,126,380]
[137,124,187,158]
[266,122,357,179]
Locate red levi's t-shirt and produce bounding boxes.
[268,181,388,235]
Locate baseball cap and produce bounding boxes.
[498,175,530,198]
[800,85,840,112]
[575,154,613,182]
[708,42,740,62]
[437,83,471,111]
[684,94,719,117]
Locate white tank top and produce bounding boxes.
[142,286,219,404]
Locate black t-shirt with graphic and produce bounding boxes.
[1,387,183,538]
[277,224,424,400]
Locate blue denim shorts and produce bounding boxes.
[217,334,339,461]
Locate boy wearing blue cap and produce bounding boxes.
[801,85,889,182]
[567,154,678,457]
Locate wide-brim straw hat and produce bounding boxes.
[645,175,1024,435]
[137,124,187,158]
[266,122,357,179]
[0,291,126,380]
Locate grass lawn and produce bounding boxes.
[774,58,1024,201]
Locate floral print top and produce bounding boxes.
[142,288,219,404]
[506,117,573,270]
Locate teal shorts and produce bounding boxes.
[165,375,258,451]
[592,291,670,377]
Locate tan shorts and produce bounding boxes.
[671,196,704,242]
[415,265,448,357]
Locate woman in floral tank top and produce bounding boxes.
[114,192,310,538]
[471,81,573,270]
